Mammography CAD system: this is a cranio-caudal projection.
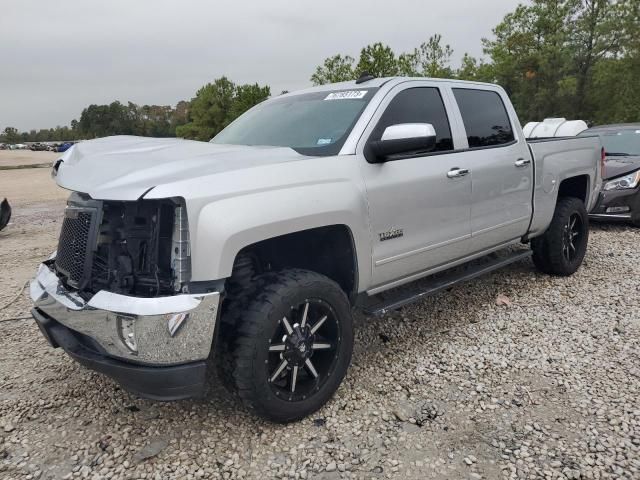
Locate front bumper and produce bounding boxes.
[31,308,207,400]
[589,187,640,223]
[30,261,222,400]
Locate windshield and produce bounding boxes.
[581,128,640,156]
[211,88,378,156]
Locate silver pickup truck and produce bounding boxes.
[30,77,602,422]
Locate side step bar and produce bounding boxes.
[360,250,533,316]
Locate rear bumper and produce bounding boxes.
[30,259,222,400]
[32,308,207,400]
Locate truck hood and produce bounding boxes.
[603,155,640,180]
[54,136,308,200]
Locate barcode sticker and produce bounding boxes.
[324,90,368,101]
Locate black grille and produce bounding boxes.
[55,209,97,289]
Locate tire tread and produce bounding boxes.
[531,196,588,276]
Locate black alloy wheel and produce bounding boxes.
[267,299,340,402]
[561,213,584,263]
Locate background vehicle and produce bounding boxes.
[56,142,74,152]
[29,142,48,151]
[30,77,602,422]
[579,124,640,226]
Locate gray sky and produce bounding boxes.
[0,0,520,132]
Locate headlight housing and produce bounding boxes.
[603,170,640,191]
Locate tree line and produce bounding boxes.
[312,0,639,125]
[2,0,638,144]
[0,77,270,144]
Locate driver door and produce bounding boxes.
[358,84,472,289]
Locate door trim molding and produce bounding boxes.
[374,233,471,267]
[472,215,531,237]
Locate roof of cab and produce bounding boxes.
[282,76,500,98]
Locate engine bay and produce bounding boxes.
[90,199,176,297]
[54,194,189,298]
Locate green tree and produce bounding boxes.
[399,35,455,77]
[311,36,487,84]
[171,101,190,132]
[590,0,640,123]
[311,55,356,85]
[356,43,399,77]
[176,77,235,141]
[1,127,20,143]
[78,102,126,137]
[569,0,626,117]
[483,1,576,122]
[176,77,270,141]
[484,0,636,123]
[456,53,495,82]
[230,83,271,120]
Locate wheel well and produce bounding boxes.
[230,225,358,303]
[557,175,589,204]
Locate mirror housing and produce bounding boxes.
[367,123,437,163]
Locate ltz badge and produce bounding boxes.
[379,228,404,242]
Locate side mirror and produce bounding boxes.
[367,123,437,163]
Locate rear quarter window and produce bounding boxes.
[453,89,515,148]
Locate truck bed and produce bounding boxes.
[527,135,602,237]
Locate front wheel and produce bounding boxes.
[531,196,589,276]
[232,269,353,422]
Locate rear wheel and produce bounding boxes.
[531,197,589,276]
[232,269,353,422]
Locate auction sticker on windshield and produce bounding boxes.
[324,91,368,100]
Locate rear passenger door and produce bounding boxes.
[358,83,472,289]
[451,87,533,251]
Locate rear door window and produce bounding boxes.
[453,89,515,148]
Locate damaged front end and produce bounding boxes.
[30,192,222,401]
[54,192,191,298]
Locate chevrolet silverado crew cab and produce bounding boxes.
[31,76,602,422]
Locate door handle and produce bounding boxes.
[447,168,470,178]
[515,158,531,167]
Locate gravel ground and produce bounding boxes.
[0,195,638,480]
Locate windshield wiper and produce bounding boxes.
[606,152,631,157]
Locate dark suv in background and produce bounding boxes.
[580,124,640,226]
